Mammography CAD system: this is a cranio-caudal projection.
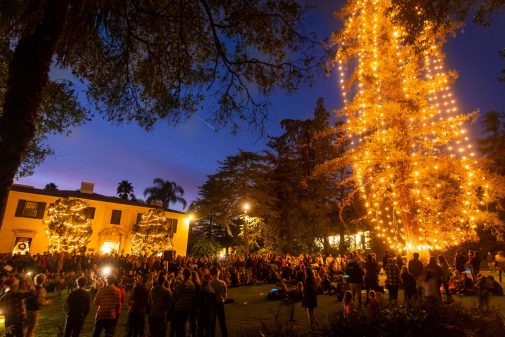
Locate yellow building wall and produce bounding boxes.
[0,189,189,256]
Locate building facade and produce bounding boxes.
[0,183,190,256]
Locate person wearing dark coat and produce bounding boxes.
[345,256,364,307]
[302,268,317,329]
[64,277,91,337]
[125,276,149,337]
[364,254,379,303]
[400,266,417,301]
[149,273,173,337]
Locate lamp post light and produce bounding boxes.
[242,203,250,213]
[242,202,251,256]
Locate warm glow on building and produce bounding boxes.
[0,183,189,256]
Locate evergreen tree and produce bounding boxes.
[334,0,498,256]
[130,208,175,255]
[192,151,275,254]
[44,198,93,253]
[478,111,505,238]
[213,150,275,255]
[267,99,343,254]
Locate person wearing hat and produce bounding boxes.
[0,277,33,337]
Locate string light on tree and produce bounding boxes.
[334,0,497,257]
[131,208,176,255]
[44,198,93,253]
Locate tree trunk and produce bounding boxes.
[0,0,70,228]
[322,222,330,256]
[243,216,249,256]
[398,185,429,262]
[338,224,346,253]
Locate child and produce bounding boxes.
[343,290,354,316]
[476,275,489,311]
[366,290,380,318]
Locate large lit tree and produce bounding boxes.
[334,0,498,256]
[130,208,176,256]
[44,198,93,253]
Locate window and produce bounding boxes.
[15,200,46,219]
[84,207,96,219]
[168,218,178,234]
[110,210,122,224]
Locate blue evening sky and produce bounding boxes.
[17,4,505,211]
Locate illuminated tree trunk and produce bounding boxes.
[243,216,250,256]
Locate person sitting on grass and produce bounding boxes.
[449,270,463,293]
[321,274,333,294]
[486,275,503,296]
[458,272,475,296]
[366,290,380,318]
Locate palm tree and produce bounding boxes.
[144,178,187,209]
[117,180,135,200]
[44,183,58,191]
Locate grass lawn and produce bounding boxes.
[3,272,505,336]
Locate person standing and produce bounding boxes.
[382,250,390,272]
[149,273,173,337]
[487,250,496,272]
[64,277,91,337]
[470,251,481,282]
[345,255,364,308]
[210,266,229,337]
[302,268,317,329]
[190,271,202,337]
[0,277,33,337]
[385,258,400,302]
[125,276,149,337]
[453,251,467,273]
[400,266,416,301]
[24,274,51,337]
[173,268,196,337]
[92,276,122,337]
[408,252,424,299]
[438,256,453,303]
[195,274,215,337]
[363,254,379,303]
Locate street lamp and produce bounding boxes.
[242,202,250,213]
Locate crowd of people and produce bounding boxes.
[0,249,504,336]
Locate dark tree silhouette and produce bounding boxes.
[144,178,187,210]
[117,180,135,201]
